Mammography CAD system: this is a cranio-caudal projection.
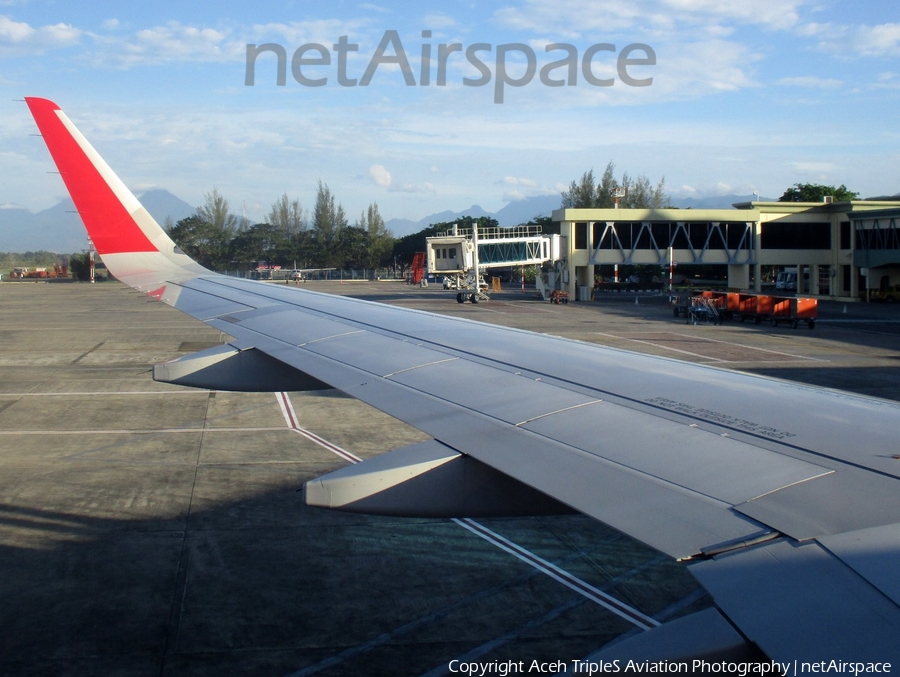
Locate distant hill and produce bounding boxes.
[138,189,196,226]
[385,194,560,237]
[0,189,195,253]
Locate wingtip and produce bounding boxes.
[24,97,60,113]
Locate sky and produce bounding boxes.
[2,0,900,227]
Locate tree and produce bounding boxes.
[561,162,668,209]
[68,252,92,281]
[778,183,858,203]
[267,193,305,237]
[311,181,347,267]
[338,225,369,269]
[167,215,232,269]
[560,169,597,208]
[168,187,242,269]
[596,163,618,208]
[358,202,394,268]
[229,222,290,269]
[196,187,240,237]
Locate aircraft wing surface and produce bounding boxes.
[25,97,900,664]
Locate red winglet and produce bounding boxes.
[25,97,157,255]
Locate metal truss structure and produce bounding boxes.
[589,221,755,265]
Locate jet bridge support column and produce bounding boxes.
[727,265,749,290]
[575,266,593,302]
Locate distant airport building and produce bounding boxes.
[553,199,900,300]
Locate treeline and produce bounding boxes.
[561,162,669,209]
[167,187,553,274]
[168,183,394,271]
[0,251,67,269]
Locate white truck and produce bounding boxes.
[775,267,808,292]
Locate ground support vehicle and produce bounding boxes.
[867,285,900,303]
[673,291,816,329]
[550,290,569,304]
[769,296,817,329]
[685,296,721,325]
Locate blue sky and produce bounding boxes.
[3,0,899,226]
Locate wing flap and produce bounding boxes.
[690,539,900,663]
[818,523,900,607]
[589,608,756,662]
[521,400,832,506]
[735,470,900,540]
[386,358,600,425]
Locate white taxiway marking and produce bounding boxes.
[668,331,824,361]
[595,332,726,362]
[596,331,823,363]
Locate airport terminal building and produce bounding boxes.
[553,200,900,300]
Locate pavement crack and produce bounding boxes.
[71,341,105,364]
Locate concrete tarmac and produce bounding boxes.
[1,280,898,676]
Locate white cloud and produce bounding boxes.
[790,161,836,173]
[247,18,373,48]
[494,0,806,37]
[391,182,435,194]
[0,15,80,55]
[872,72,900,90]
[853,23,900,57]
[502,190,527,201]
[422,14,457,29]
[83,21,240,67]
[370,164,392,187]
[659,0,803,31]
[358,4,391,14]
[794,22,831,37]
[502,176,538,187]
[645,39,760,97]
[814,23,900,58]
[80,18,376,68]
[778,76,843,89]
[713,182,733,194]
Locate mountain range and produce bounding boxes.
[0,189,195,253]
[385,194,562,236]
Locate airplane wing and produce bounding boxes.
[25,97,900,664]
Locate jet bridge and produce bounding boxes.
[427,225,562,302]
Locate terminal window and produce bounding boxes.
[761,222,831,249]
